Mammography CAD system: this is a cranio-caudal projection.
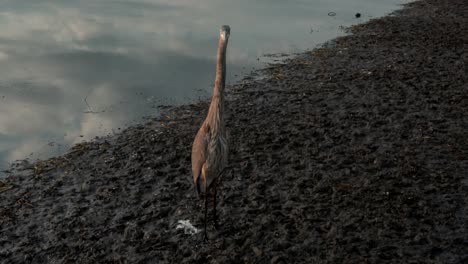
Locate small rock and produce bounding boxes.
[252,246,263,256]
[271,256,284,264]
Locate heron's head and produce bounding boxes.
[220,25,230,41]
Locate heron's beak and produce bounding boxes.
[220,25,230,41]
[220,31,229,41]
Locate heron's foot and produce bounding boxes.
[212,213,219,229]
[220,194,225,206]
[214,221,220,231]
[213,214,220,230]
[203,231,209,242]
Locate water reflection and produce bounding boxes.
[0,0,406,173]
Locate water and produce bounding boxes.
[0,0,407,173]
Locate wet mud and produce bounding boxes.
[1,0,467,263]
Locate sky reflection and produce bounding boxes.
[0,0,406,173]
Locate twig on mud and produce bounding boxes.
[0,185,13,193]
[83,95,105,114]
[16,197,33,207]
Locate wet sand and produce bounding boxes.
[1,0,467,263]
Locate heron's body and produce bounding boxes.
[192,118,228,194]
[191,25,230,240]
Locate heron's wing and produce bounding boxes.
[191,123,210,194]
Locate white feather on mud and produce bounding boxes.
[175,220,200,235]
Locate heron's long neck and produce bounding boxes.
[207,37,227,133]
[213,38,227,98]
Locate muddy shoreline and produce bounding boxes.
[1,0,467,263]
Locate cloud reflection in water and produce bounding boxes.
[0,0,404,172]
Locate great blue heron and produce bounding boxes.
[191,25,230,240]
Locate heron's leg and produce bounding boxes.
[203,189,208,241]
[213,186,219,229]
